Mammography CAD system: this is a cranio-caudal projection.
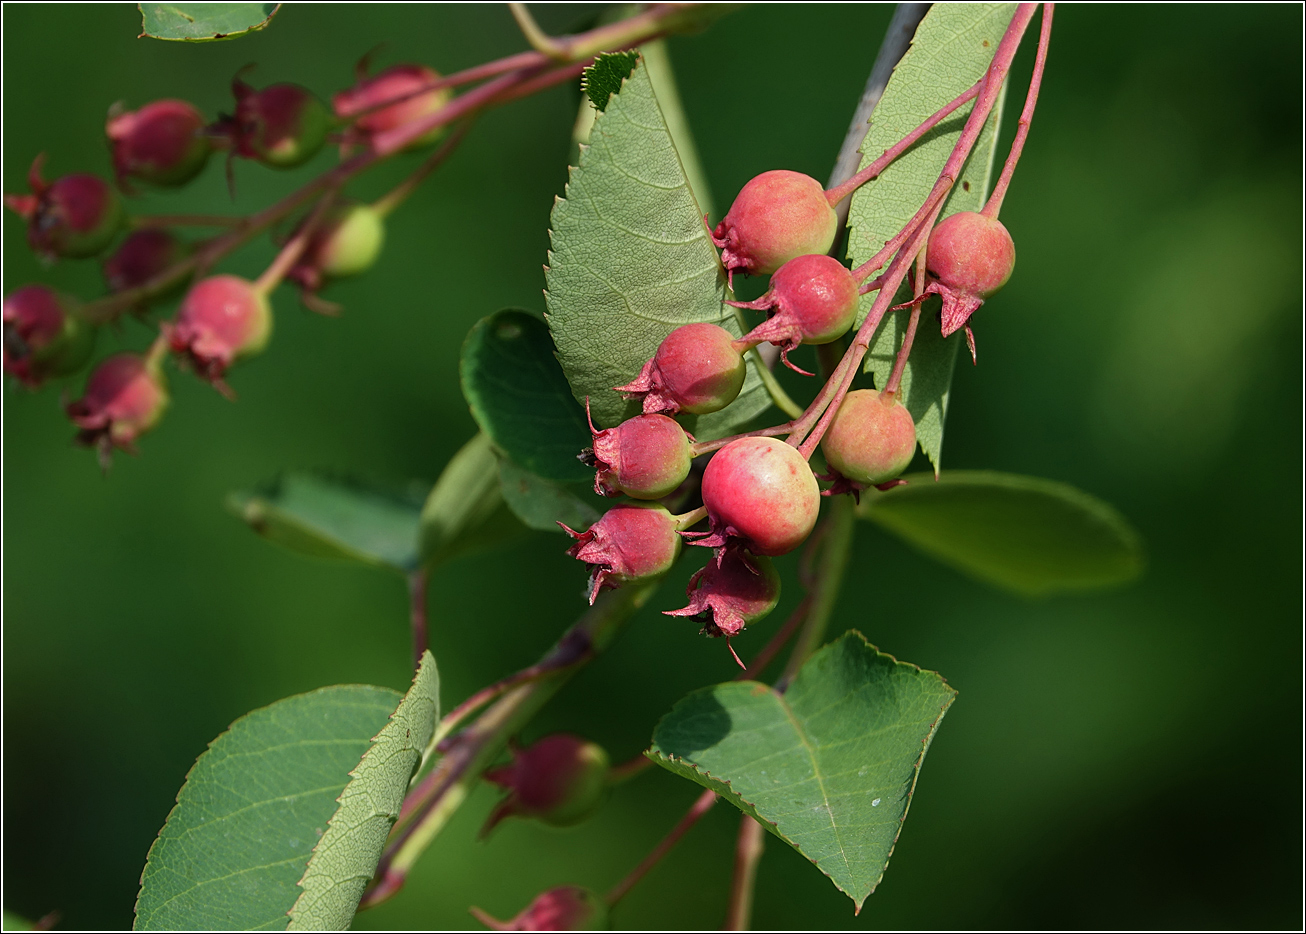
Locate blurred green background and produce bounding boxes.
[3,4,1301,930]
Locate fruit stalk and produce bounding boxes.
[983,3,1054,218]
[604,788,718,907]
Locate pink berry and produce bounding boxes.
[730,254,858,373]
[560,502,681,604]
[821,389,916,490]
[333,63,452,150]
[925,210,1016,338]
[697,437,820,557]
[168,275,271,386]
[3,285,95,388]
[482,734,610,835]
[102,229,189,294]
[614,322,745,416]
[221,79,330,168]
[66,353,168,460]
[106,99,211,188]
[286,201,386,296]
[711,170,838,283]
[470,886,607,932]
[585,411,692,500]
[665,549,781,641]
[4,156,123,260]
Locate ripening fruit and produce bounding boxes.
[665,549,781,641]
[106,99,211,188]
[66,352,168,462]
[287,201,386,294]
[168,275,271,385]
[711,170,838,282]
[926,210,1016,338]
[698,437,820,557]
[560,502,682,604]
[482,734,610,836]
[470,886,608,932]
[4,156,123,260]
[730,254,858,372]
[102,229,190,294]
[333,63,453,150]
[614,322,746,416]
[821,389,916,486]
[3,285,96,387]
[226,79,330,168]
[585,412,692,500]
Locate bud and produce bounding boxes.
[711,170,838,284]
[614,322,746,416]
[665,549,781,653]
[470,886,607,932]
[102,229,190,294]
[584,408,692,500]
[66,352,168,463]
[333,63,453,151]
[286,201,386,295]
[482,734,610,836]
[106,99,211,188]
[168,275,272,387]
[222,79,330,168]
[5,155,123,260]
[560,502,681,604]
[3,285,95,387]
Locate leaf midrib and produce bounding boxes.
[773,690,852,879]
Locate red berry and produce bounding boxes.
[66,352,168,460]
[470,886,607,932]
[102,229,190,294]
[711,170,838,283]
[665,549,781,641]
[482,734,610,835]
[4,156,123,260]
[3,285,95,388]
[614,322,745,416]
[585,411,692,500]
[730,254,857,372]
[223,79,330,168]
[168,275,271,386]
[821,389,916,489]
[106,99,211,188]
[697,437,820,557]
[286,201,386,295]
[560,502,681,604]
[925,210,1016,338]
[333,63,452,150]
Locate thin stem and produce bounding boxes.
[408,569,429,671]
[750,347,804,419]
[673,505,709,531]
[128,214,242,229]
[492,59,591,105]
[605,789,718,907]
[371,119,475,218]
[725,816,766,931]
[607,754,653,785]
[689,421,795,458]
[509,3,570,59]
[983,4,1054,218]
[884,246,927,395]
[253,188,339,294]
[739,595,812,681]
[372,68,537,157]
[426,665,563,758]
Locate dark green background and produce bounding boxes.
[3,4,1301,930]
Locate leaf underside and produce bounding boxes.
[848,3,1017,473]
[139,3,280,41]
[648,632,956,910]
[497,456,602,534]
[419,432,524,567]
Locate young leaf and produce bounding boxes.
[859,471,1145,596]
[647,632,956,911]
[419,433,524,567]
[134,684,402,931]
[139,3,280,42]
[847,3,1016,472]
[498,457,602,534]
[546,55,770,440]
[228,472,424,573]
[288,652,439,930]
[460,309,593,483]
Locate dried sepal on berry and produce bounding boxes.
[665,548,781,667]
[729,253,858,374]
[582,401,692,500]
[560,502,681,603]
[711,170,838,285]
[613,322,745,416]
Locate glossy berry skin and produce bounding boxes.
[821,389,917,486]
[3,285,95,387]
[227,80,330,168]
[333,64,452,150]
[5,157,123,260]
[731,254,858,371]
[614,322,746,416]
[925,211,1016,339]
[665,550,781,640]
[66,353,168,458]
[560,502,681,604]
[287,202,386,294]
[712,170,837,282]
[482,734,610,835]
[106,99,211,188]
[102,229,190,294]
[587,413,692,500]
[698,437,820,557]
[169,275,271,384]
[470,886,607,932]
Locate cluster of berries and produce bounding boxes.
[560,169,1016,663]
[3,61,453,462]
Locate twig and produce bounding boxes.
[605,789,718,907]
[725,816,766,930]
[372,119,475,217]
[884,244,927,395]
[983,3,1054,217]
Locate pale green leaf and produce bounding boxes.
[419,433,524,567]
[139,3,280,41]
[545,55,770,440]
[860,471,1145,596]
[648,632,955,910]
[848,3,1016,472]
[498,457,602,534]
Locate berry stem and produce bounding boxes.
[884,246,928,395]
[371,118,475,218]
[688,420,795,457]
[673,505,709,531]
[725,816,766,931]
[607,754,654,785]
[253,188,341,295]
[604,789,718,907]
[128,214,243,229]
[983,4,1054,219]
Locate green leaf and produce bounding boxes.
[139,3,280,42]
[582,50,639,111]
[288,653,439,930]
[228,473,423,573]
[859,471,1145,596]
[498,457,602,533]
[648,632,955,911]
[460,309,593,483]
[419,433,524,566]
[545,55,771,440]
[134,684,402,931]
[847,3,1016,473]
